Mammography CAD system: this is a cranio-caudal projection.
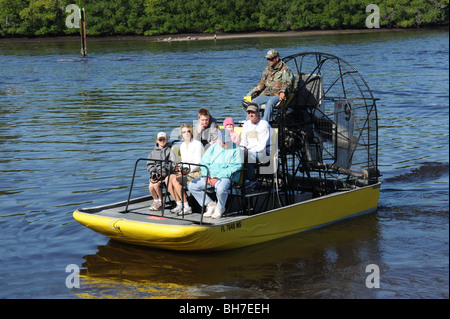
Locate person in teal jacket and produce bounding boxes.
[188,129,243,219]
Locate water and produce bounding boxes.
[0,29,448,299]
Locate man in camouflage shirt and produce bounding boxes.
[248,49,294,122]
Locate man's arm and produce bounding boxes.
[248,69,268,96]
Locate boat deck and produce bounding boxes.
[77,194,265,226]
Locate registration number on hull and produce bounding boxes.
[220,221,242,232]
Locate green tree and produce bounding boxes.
[19,0,66,36]
[378,0,449,27]
[0,0,448,38]
[0,0,28,36]
[256,0,290,31]
[127,0,151,34]
[143,0,170,35]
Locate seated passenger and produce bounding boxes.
[223,117,240,145]
[147,132,177,211]
[188,129,242,219]
[240,103,272,182]
[193,108,218,150]
[166,124,204,215]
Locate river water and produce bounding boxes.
[0,29,448,300]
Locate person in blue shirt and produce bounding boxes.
[188,129,243,219]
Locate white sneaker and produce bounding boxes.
[149,201,162,211]
[177,205,192,215]
[211,207,224,219]
[170,204,182,214]
[203,202,217,217]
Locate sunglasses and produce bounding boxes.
[158,137,167,142]
[181,130,191,134]
[267,57,276,61]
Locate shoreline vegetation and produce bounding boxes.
[1,27,448,44]
[0,0,448,41]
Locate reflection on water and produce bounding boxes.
[0,29,448,299]
[79,213,384,298]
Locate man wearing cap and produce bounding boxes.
[188,129,243,219]
[240,103,272,182]
[248,49,294,122]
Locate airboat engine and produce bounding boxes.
[271,52,380,200]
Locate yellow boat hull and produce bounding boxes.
[73,183,380,251]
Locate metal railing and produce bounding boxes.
[123,158,211,224]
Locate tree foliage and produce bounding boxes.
[0,0,448,37]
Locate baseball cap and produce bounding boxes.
[265,49,279,59]
[247,103,258,113]
[157,132,167,139]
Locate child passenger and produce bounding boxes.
[193,108,218,150]
[147,132,177,211]
[223,117,240,145]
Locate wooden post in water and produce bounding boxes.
[79,8,87,57]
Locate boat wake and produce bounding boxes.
[380,161,449,215]
[384,162,449,183]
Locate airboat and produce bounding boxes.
[73,52,381,251]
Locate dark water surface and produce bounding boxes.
[0,29,448,299]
